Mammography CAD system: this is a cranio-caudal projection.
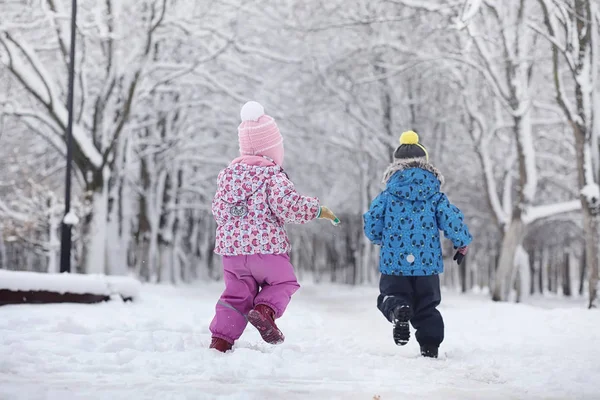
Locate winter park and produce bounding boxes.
[1,0,600,399]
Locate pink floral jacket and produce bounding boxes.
[212,156,320,255]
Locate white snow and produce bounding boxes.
[63,211,80,226]
[0,270,109,295]
[0,270,140,298]
[240,101,265,122]
[105,275,142,299]
[523,200,581,224]
[461,0,483,23]
[581,183,600,203]
[1,283,599,400]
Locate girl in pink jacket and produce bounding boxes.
[209,101,339,352]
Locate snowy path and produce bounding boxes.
[1,282,599,400]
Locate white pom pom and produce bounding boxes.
[240,101,265,122]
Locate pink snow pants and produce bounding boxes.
[209,253,300,344]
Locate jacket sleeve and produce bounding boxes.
[363,192,388,245]
[435,193,472,248]
[267,172,320,224]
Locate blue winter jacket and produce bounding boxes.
[363,161,472,276]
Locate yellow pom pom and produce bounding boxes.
[400,131,419,145]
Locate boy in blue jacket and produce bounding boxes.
[363,131,472,358]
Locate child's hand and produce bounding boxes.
[318,206,340,226]
[453,246,468,265]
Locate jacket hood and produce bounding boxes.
[383,159,444,202]
[218,162,280,204]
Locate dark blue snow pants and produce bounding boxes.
[377,274,444,347]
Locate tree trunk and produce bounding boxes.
[584,210,600,307]
[81,184,109,275]
[547,252,556,293]
[106,179,129,276]
[459,252,467,293]
[46,195,59,274]
[170,170,183,284]
[515,246,530,303]
[556,253,561,294]
[515,270,522,303]
[490,250,500,291]
[135,157,151,281]
[563,252,572,297]
[0,224,5,270]
[158,242,171,283]
[580,247,587,296]
[148,169,167,282]
[529,248,536,295]
[106,138,132,276]
[359,159,375,285]
[492,216,526,301]
[541,0,599,306]
[470,257,476,292]
[541,248,548,294]
[573,126,600,307]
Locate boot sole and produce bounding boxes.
[393,306,411,346]
[248,310,285,345]
[420,346,439,358]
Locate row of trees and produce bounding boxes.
[1,0,598,305]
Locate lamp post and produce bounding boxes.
[59,0,77,274]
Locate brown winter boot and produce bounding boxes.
[248,304,285,345]
[209,337,233,353]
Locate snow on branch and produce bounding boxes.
[463,98,508,226]
[463,25,510,102]
[192,70,246,103]
[384,0,462,12]
[536,0,578,122]
[581,184,600,208]
[527,21,566,55]
[0,32,103,168]
[234,43,302,64]
[44,0,71,63]
[460,0,483,24]
[0,198,31,223]
[523,200,581,224]
[2,107,66,154]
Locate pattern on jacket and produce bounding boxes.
[213,163,319,255]
[364,167,472,276]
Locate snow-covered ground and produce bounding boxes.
[0,270,141,298]
[1,282,599,400]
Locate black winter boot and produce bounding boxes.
[420,345,439,358]
[390,305,411,346]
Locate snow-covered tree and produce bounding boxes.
[534,0,600,307]
[0,0,596,304]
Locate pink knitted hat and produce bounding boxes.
[238,101,284,166]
